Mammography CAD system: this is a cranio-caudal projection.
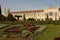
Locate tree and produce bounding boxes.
[45,13,49,21]
[49,18,52,21]
[41,19,44,24]
[23,14,26,21]
[45,13,49,24]
[0,5,2,15]
[15,15,22,21]
[36,19,41,25]
[27,18,36,24]
[49,18,53,24]
[7,14,16,21]
[0,5,6,21]
[27,18,36,21]
[23,14,26,25]
[0,15,6,21]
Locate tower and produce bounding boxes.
[4,7,6,16]
[4,7,10,16]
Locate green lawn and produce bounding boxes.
[0,24,60,40]
[34,24,60,40]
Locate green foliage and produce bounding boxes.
[36,19,41,25]
[23,14,26,22]
[34,25,60,40]
[49,18,53,21]
[0,15,6,21]
[40,19,44,25]
[34,26,47,35]
[27,18,36,24]
[45,13,49,21]
[7,14,16,21]
[45,13,50,24]
[23,14,26,25]
[15,15,22,20]
[27,18,36,21]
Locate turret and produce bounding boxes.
[4,7,6,16]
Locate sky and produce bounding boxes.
[0,0,60,12]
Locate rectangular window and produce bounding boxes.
[49,12,53,16]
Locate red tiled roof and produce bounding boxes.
[11,10,44,14]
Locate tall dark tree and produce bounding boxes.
[23,14,26,21]
[7,8,16,21]
[45,13,49,21]
[27,18,36,24]
[45,13,49,24]
[0,5,2,15]
[7,14,16,21]
[46,13,49,20]
[0,5,6,21]
[23,14,27,25]
[37,19,41,25]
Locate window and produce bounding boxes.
[49,12,53,16]
[59,8,60,11]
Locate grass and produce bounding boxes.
[34,24,60,40]
[0,24,60,40]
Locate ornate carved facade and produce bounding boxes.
[4,7,60,21]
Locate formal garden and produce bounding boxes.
[0,6,60,40]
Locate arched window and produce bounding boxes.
[49,12,53,16]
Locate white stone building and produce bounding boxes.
[4,6,60,21]
[44,7,59,20]
[10,10,44,20]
